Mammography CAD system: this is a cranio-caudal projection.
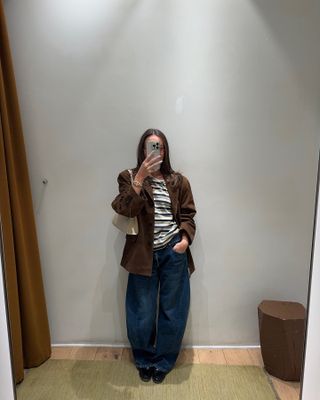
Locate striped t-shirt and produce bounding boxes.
[150,177,180,250]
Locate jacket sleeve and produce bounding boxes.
[111,170,147,217]
[179,176,197,245]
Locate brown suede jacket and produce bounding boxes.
[111,169,197,276]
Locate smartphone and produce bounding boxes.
[146,141,161,158]
[146,141,161,171]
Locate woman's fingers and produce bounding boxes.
[144,154,162,168]
[150,158,162,167]
[142,152,162,176]
[145,150,157,161]
[148,160,162,172]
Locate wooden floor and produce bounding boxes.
[50,346,300,400]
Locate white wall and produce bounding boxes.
[3,0,320,346]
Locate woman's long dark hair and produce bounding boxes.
[134,128,181,185]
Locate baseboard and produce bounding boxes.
[51,343,261,349]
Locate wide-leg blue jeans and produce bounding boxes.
[125,232,190,373]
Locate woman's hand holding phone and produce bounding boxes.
[137,151,163,181]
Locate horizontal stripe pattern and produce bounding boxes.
[150,177,180,250]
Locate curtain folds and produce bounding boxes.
[0,0,51,384]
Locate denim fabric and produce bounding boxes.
[125,232,190,372]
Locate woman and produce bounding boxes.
[111,128,197,384]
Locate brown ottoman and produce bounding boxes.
[258,300,306,381]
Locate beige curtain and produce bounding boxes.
[0,0,51,384]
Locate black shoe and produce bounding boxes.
[152,368,167,384]
[138,367,154,382]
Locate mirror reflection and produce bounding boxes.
[111,129,197,382]
[1,1,320,399]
